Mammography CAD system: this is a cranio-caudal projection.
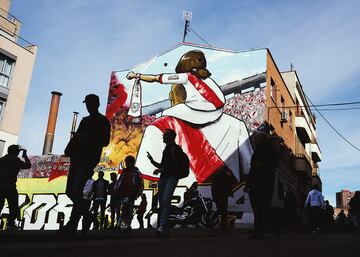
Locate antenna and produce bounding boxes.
[290,62,294,71]
[182,10,192,42]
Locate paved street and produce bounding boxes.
[1,229,359,257]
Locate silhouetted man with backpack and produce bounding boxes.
[147,129,188,236]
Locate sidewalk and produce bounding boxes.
[1,228,359,257]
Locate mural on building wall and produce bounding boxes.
[103,44,268,224]
[1,44,268,230]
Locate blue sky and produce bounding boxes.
[9,0,360,205]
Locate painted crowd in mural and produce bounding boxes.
[1,44,269,230]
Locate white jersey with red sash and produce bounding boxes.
[136,114,253,186]
[159,72,225,125]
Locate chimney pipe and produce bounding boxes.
[70,111,79,138]
[42,91,62,155]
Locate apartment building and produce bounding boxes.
[281,70,322,201]
[336,189,355,209]
[0,0,37,155]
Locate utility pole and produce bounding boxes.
[182,10,192,42]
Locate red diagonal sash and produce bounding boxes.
[151,116,225,183]
[187,73,224,109]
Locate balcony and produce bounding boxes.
[295,137,312,179]
[312,173,322,191]
[295,115,311,143]
[306,142,321,162]
[0,7,21,35]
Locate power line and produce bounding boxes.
[188,27,212,46]
[268,100,360,109]
[305,94,360,152]
[311,107,360,111]
[309,101,360,107]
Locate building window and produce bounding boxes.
[0,100,5,119]
[0,53,15,88]
[289,110,293,129]
[0,140,5,156]
[270,78,277,102]
[280,96,285,127]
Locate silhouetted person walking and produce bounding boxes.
[245,132,279,239]
[0,145,31,229]
[284,191,298,233]
[324,200,334,232]
[116,155,144,231]
[212,170,232,231]
[82,177,95,229]
[147,129,184,236]
[304,185,324,233]
[108,172,118,228]
[349,191,360,233]
[62,94,110,233]
[336,209,347,232]
[92,171,109,230]
[137,193,147,229]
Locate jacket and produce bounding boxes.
[0,154,31,188]
[115,167,143,198]
[92,178,110,200]
[304,189,324,208]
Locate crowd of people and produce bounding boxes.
[304,186,360,234]
[0,92,359,239]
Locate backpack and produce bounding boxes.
[172,146,190,179]
[135,172,144,198]
[83,178,95,201]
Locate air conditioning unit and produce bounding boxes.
[281,111,288,122]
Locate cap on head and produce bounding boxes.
[83,94,100,105]
[8,144,20,155]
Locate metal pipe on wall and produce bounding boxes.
[42,91,62,155]
[70,111,79,138]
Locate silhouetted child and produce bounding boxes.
[137,194,147,229]
[116,156,144,231]
[108,172,118,228]
[92,171,109,230]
